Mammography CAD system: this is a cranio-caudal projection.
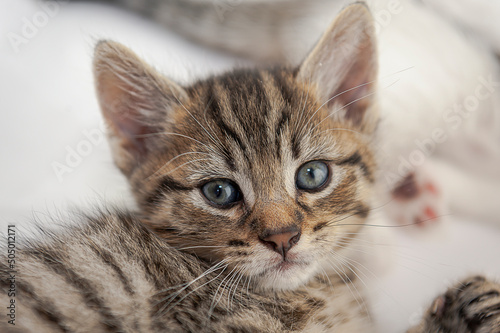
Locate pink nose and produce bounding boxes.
[259,227,301,258]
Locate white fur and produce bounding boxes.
[422,0,500,54]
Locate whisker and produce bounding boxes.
[319,266,334,291]
[149,158,212,180]
[156,259,228,300]
[303,80,378,132]
[153,258,229,310]
[330,252,369,290]
[335,234,457,272]
[334,250,405,309]
[153,282,190,296]
[333,213,453,229]
[325,197,398,228]
[304,65,414,132]
[137,131,220,180]
[156,262,229,317]
[317,127,368,138]
[227,266,246,310]
[313,90,377,134]
[326,258,369,318]
[176,245,226,251]
[149,151,212,179]
[296,80,312,136]
[245,274,252,299]
[333,241,374,258]
[135,131,212,150]
[325,258,367,316]
[201,95,230,159]
[329,254,372,321]
[208,264,239,318]
[224,266,241,308]
[172,92,227,154]
[303,68,408,139]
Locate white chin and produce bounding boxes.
[255,262,317,292]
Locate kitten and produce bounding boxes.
[1,3,500,333]
[409,275,500,333]
[72,0,500,226]
[0,210,372,332]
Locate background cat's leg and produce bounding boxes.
[382,154,500,228]
[383,161,448,227]
[407,275,500,333]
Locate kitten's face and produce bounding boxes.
[132,69,375,290]
[94,5,377,291]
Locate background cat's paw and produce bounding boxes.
[408,275,500,333]
[387,168,446,227]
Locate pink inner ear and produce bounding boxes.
[113,111,152,157]
[328,48,375,126]
[99,72,156,158]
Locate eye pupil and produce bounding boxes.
[296,161,329,191]
[306,168,313,178]
[215,186,222,198]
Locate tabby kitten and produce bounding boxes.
[74,0,500,227]
[1,4,499,333]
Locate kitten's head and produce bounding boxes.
[94,4,378,291]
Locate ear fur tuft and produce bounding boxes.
[93,40,187,176]
[298,3,378,133]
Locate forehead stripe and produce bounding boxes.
[338,152,373,182]
[207,82,252,166]
[145,176,194,206]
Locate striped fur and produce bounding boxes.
[92,3,379,295]
[0,210,368,332]
[1,214,499,332]
[1,5,378,332]
[408,276,500,333]
[2,3,500,332]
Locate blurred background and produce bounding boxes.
[1,1,499,332]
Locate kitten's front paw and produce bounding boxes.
[388,168,445,227]
[409,276,500,333]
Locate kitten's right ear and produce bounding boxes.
[93,41,187,176]
[298,3,378,134]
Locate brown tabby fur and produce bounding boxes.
[133,67,376,267]
[409,276,500,333]
[0,210,369,332]
[1,3,500,333]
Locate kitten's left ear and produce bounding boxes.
[298,3,378,133]
[93,40,188,176]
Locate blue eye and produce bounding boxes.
[201,179,241,207]
[296,161,329,191]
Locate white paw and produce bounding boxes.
[386,168,446,227]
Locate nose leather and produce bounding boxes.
[259,226,301,258]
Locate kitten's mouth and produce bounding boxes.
[251,253,317,291]
[269,256,306,273]
[274,260,297,272]
[253,258,315,291]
